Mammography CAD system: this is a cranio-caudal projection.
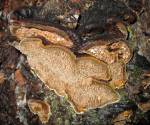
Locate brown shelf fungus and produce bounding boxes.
[77,56,111,81]
[27,99,51,124]
[66,79,120,113]
[109,41,132,64]
[9,21,74,48]
[14,38,120,113]
[109,61,127,89]
[79,40,132,64]
[80,40,131,89]
[79,40,117,64]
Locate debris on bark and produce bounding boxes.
[15,69,26,86]
[113,110,133,125]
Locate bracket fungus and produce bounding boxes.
[14,38,120,113]
[79,40,117,64]
[109,41,132,64]
[80,40,132,64]
[28,99,51,124]
[9,21,74,48]
[109,61,127,89]
[66,79,120,113]
[79,40,131,89]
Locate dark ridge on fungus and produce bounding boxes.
[9,19,82,50]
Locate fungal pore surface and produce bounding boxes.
[14,37,120,113]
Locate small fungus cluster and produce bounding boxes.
[10,21,132,118]
[28,99,51,124]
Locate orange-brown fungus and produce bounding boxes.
[14,38,119,113]
[138,101,150,112]
[109,41,132,64]
[79,40,117,64]
[28,99,51,123]
[10,22,73,48]
[66,79,119,113]
[77,56,111,81]
[80,40,131,89]
[80,40,132,64]
[113,110,133,125]
[109,61,127,89]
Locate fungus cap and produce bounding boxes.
[14,38,119,113]
[28,99,51,124]
[9,21,73,48]
[80,40,132,64]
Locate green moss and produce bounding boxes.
[118,89,129,102]
[86,110,101,124]
[127,26,135,40]
[131,66,142,81]
[50,99,59,112]
[127,26,137,50]
[126,65,143,88]
[56,118,63,125]
[65,120,70,125]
